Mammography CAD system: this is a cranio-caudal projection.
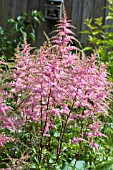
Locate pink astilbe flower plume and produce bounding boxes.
[0,8,112,150]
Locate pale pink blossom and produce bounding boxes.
[0,11,112,149]
[0,134,12,146]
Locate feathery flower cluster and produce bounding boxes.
[0,71,12,146]
[0,10,112,149]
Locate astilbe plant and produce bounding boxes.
[0,62,13,147]
[0,9,112,169]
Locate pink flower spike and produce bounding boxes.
[90,142,99,151]
[0,135,12,146]
[73,137,87,144]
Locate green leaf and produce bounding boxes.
[76,160,85,170]
[14,23,18,31]
[33,16,41,24]
[63,165,72,170]
[106,16,113,20]
[36,11,45,21]
[34,156,39,163]
[32,10,38,16]
[19,28,26,36]
[32,10,44,21]
[95,158,113,170]
[29,163,37,168]
[82,47,93,52]
[54,132,60,137]
[70,159,76,166]
[80,30,90,34]
[7,18,15,24]
[17,16,23,22]
[95,17,103,26]
[30,32,35,43]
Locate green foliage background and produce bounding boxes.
[0,10,44,63]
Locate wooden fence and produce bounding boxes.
[0,0,109,47]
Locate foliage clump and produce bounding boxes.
[0,10,44,63]
[81,0,113,82]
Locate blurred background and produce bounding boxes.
[0,0,109,47]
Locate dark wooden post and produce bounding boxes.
[0,0,4,27]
